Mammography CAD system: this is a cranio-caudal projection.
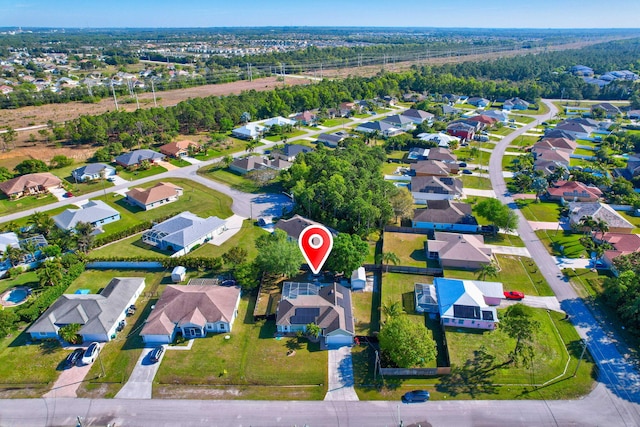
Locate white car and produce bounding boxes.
[81,342,100,364]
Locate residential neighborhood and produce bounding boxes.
[0,23,640,427]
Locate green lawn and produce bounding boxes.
[459,174,492,189]
[445,254,553,296]
[515,199,562,222]
[88,233,168,258]
[198,166,282,194]
[353,305,594,401]
[492,126,517,137]
[154,293,327,400]
[322,118,351,127]
[49,164,117,197]
[511,115,536,124]
[118,165,168,181]
[502,154,520,170]
[484,233,526,247]
[573,148,596,157]
[264,130,307,142]
[352,286,380,336]
[617,211,640,234]
[0,193,58,217]
[186,221,266,261]
[0,271,39,295]
[536,230,588,259]
[382,161,409,175]
[92,178,233,241]
[168,158,192,167]
[509,135,538,149]
[382,232,427,268]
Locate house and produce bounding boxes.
[442,94,461,104]
[271,144,312,162]
[171,266,186,283]
[627,110,640,120]
[274,214,332,241]
[350,267,366,290]
[531,145,571,166]
[466,114,498,128]
[446,121,475,140]
[552,121,594,140]
[52,200,120,231]
[482,109,510,123]
[339,102,358,117]
[159,140,201,158]
[140,283,241,343]
[0,172,62,199]
[0,232,20,253]
[503,97,530,111]
[568,202,634,234]
[601,233,640,271]
[535,137,577,153]
[570,65,594,77]
[535,160,567,175]
[410,160,452,177]
[380,114,415,131]
[317,131,350,148]
[142,211,227,255]
[433,277,502,330]
[231,123,265,140]
[354,121,402,137]
[467,97,490,108]
[416,132,461,149]
[294,111,317,126]
[71,163,116,182]
[401,109,434,125]
[115,149,165,168]
[27,277,145,342]
[125,182,183,211]
[229,156,291,175]
[546,181,602,203]
[410,176,463,203]
[442,104,461,115]
[264,116,297,128]
[544,129,577,141]
[427,232,493,270]
[276,282,354,347]
[591,103,621,118]
[412,200,478,232]
[425,147,458,165]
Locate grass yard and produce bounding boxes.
[445,254,553,296]
[381,272,431,322]
[118,165,168,181]
[264,130,307,142]
[382,232,427,268]
[65,268,168,295]
[563,268,611,298]
[492,126,516,137]
[459,174,492,189]
[198,165,282,194]
[515,199,562,222]
[0,193,58,217]
[0,271,39,295]
[48,163,117,196]
[88,233,167,258]
[573,148,596,157]
[168,158,192,168]
[616,211,640,234]
[321,118,351,127]
[154,293,327,400]
[502,154,520,170]
[511,115,536,124]
[93,178,233,240]
[535,230,588,259]
[186,220,266,261]
[509,135,538,149]
[484,233,526,247]
[352,285,380,336]
[382,161,409,175]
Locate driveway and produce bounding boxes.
[463,188,496,198]
[115,346,165,399]
[43,349,95,398]
[324,345,358,401]
[181,156,202,165]
[527,220,562,230]
[555,257,592,269]
[485,245,531,257]
[206,214,247,246]
[500,295,564,313]
[49,186,68,201]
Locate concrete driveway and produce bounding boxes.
[486,245,531,257]
[43,348,95,398]
[324,345,358,401]
[500,295,564,313]
[115,346,165,399]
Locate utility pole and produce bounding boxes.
[151,80,157,108]
[110,81,118,111]
[573,339,588,377]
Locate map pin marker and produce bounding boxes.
[299,224,333,275]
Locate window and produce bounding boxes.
[458,319,464,325]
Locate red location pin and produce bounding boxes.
[298,225,333,275]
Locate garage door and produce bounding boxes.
[326,334,353,347]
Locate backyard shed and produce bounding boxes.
[350,267,366,290]
[171,266,186,283]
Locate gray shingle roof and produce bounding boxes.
[52,200,120,230]
[148,211,226,249]
[72,163,113,178]
[27,277,145,338]
[115,149,165,167]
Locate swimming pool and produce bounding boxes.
[1,287,30,306]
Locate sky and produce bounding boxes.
[1,0,640,29]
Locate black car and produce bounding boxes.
[458,162,467,167]
[402,390,431,403]
[64,348,84,369]
[149,345,165,363]
[462,169,473,174]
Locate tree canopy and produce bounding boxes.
[254,229,304,277]
[475,198,518,234]
[325,233,369,274]
[378,314,436,368]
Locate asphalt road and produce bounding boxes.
[488,99,640,421]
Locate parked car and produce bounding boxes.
[221,279,236,287]
[107,176,117,182]
[149,345,165,363]
[504,291,525,300]
[64,348,84,369]
[81,342,100,365]
[458,162,467,167]
[64,191,74,198]
[116,319,126,332]
[462,169,473,175]
[402,390,430,403]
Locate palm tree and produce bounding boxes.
[594,219,609,242]
[531,176,548,203]
[75,221,95,253]
[476,262,499,281]
[578,216,598,237]
[381,299,405,321]
[3,245,25,267]
[377,251,400,272]
[38,258,63,286]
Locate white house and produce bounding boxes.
[433,277,502,330]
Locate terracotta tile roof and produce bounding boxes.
[159,140,200,156]
[0,172,61,196]
[126,182,182,205]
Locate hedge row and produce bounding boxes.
[88,255,223,271]
[15,261,86,323]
